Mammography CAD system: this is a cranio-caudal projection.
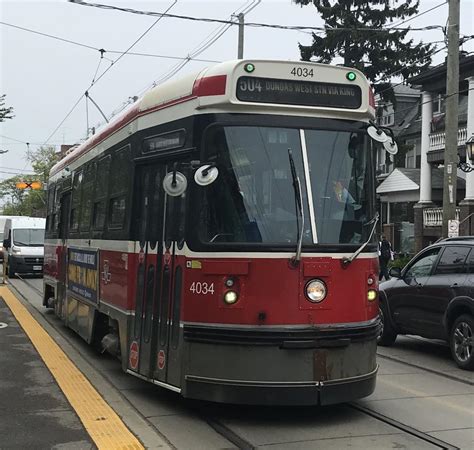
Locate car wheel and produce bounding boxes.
[377,302,397,346]
[450,314,474,370]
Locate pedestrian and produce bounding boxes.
[379,235,393,281]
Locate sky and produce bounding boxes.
[0,0,473,181]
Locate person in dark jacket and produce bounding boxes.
[379,235,393,281]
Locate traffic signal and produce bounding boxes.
[15,181,42,190]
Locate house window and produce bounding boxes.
[433,93,444,115]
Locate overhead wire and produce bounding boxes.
[67,1,447,33]
[387,1,447,29]
[42,0,178,145]
[104,0,260,125]
[0,20,223,63]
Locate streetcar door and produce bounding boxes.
[154,184,185,386]
[132,164,166,377]
[57,191,71,318]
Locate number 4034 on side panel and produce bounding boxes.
[189,282,215,295]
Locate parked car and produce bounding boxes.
[378,237,474,370]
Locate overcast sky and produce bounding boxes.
[1,0,473,180]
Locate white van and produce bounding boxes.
[2,217,46,276]
[0,215,22,264]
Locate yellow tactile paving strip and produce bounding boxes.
[0,286,144,450]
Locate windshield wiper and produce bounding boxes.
[341,212,379,268]
[288,148,305,267]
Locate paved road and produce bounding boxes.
[4,277,474,449]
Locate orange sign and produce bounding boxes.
[15,181,42,190]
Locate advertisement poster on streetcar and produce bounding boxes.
[67,248,99,303]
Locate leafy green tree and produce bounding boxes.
[0,94,14,122]
[294,0,435,100]
[0,146,58,217]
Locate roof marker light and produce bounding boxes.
[244,63,255,73]
[346,71,357,81]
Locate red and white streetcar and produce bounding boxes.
[44,59,383,405]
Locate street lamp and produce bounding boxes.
[0,149,8,154]
[458,135,474,173]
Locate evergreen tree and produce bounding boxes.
[0,94,14,122]
[294,0,435,100]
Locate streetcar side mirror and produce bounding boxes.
[194,164,219,186]
[163,170,187,197]
[3,238,10,249]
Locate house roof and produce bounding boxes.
[409,54,474,87]
[377,168,465,194]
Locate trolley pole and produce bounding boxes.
[237,13,244,59]
[442,0,460,237]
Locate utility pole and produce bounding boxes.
[442,0,460,237]
[234,1,261,59]
[237,13,244,59]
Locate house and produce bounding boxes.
[375,54,474,254]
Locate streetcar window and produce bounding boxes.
[70,171,83,231]
[198,123,373,246]
[92,202,106,230]
[108,196,126,228]
[93,155,111,231]
[80,162,96,232]
[109,146,130,196]
[107,146,130,231]
[198,125,312,245]
[304,129,371,244]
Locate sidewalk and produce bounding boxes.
[0,295,95,449]
[0,286,153,450]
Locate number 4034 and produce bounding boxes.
[189,282,215,295]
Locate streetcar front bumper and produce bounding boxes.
[184,366,377,406]
[181,319,379,405]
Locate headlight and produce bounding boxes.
[223,290,238,305]
[305,279,327,303]
[367,289,378,301]
[12,246,21,255]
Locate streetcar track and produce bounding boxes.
[349,402,460,450]
[11,274,44,296]
[205,416,255,450]
[377,352,474,386]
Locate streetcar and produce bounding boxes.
[43,59,383,405]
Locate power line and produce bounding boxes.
[374,34,474,95]
[0,20,98,51]
[0,166,35,173]
[0,20,230,64]
[43,0,178,144]
[91,0,178,87]
[103,0,258,126]
[388,1,447,29]
[68,0,446,34]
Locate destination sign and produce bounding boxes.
[68,248,99,303]
[236,76,362,109]
[143,129,186,153]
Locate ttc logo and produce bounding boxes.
[101,260,111,284]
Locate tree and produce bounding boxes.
[0,94,14,122]
[294,0,435,101]
[0,146,58,217]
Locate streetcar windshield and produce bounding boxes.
[198,122,373,246]
[13,229,45,246]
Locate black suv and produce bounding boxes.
[378,237,474,370]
